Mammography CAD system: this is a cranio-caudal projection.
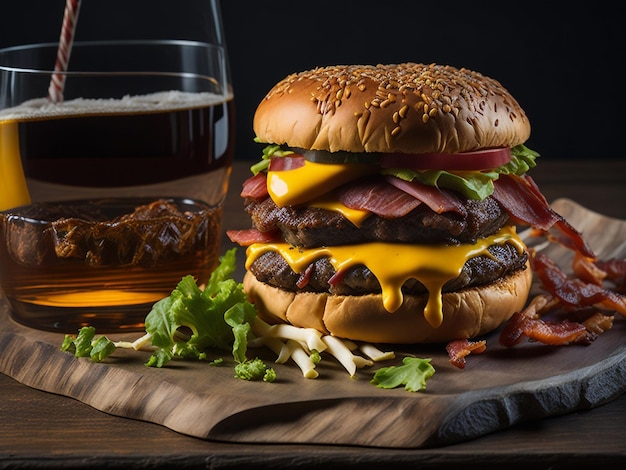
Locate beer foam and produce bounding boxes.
[0,90,231,121]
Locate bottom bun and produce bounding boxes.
[243,264,533,344]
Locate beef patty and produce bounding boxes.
[245,195,509,247]
[249,243,528,296]
[245,194,527,295]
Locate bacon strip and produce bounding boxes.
[446,338,487,369]
[498,310,529,347]
[573,252,607,286]
[327,268,347,287]
[241,173,269,200]
[492,174,595,259]
[226,228,281,246]
[296,264,315,289]
[532,252,626,316]
[574,313,614,345]
[492,174,558,230]
[595,258,626,293]
[498,294,558,347]
[336,178,422,218]
[503,312,587,346]
[386,175,467,216]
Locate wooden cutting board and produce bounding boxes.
[1,199,625,449]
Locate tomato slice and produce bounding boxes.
[380,148,511,171]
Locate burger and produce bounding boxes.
[227,63,592,344]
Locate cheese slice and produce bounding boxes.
[267,159,377,207]
[245,226,525,328]
[309,195,371,227]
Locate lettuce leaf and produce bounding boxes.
[142,248,259,367]
[61,248,275,380]
[382,144,539,200]
[370,356,435,392]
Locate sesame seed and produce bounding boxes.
[391,126,402,136]
[263,63,526,141]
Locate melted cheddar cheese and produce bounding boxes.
[267,159,376,207]
[309,195,371,227]
[245,226,525,328]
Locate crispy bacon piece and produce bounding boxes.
[524,315,585,345]
[532,252,626,316]
[385,175,467,216]
[492,174,558,229]
[241,173,269,200]
[498,311,528,347]
[226,228,281,246]
[492,174,595,259]
[498,294,559,347]
[327,268,347,287]
[446,338,487,369]
[500,251,621,349]
[573,312,615,345]
[573,252,607,286]
[595,258,626,293]
[499,311,587,347]
[552,218,597,259]
[296,263,314,289]
[336,178,422,218]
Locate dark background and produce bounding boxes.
[2,0,624,162]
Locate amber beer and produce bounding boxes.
[0,92,234,332]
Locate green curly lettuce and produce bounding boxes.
[60,248,275,382]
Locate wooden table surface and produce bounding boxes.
[1,159,625,469]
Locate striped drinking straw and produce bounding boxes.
[47,0,82,103]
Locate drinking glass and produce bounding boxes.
[0,1,234,332]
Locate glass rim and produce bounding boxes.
[0,39,223,74]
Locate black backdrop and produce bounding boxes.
[2,0,624,162]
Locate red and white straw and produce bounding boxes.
[47,0,82,103]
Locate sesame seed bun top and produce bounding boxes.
[253,63,531,154]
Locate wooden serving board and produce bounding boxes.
[1,199,625,449]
